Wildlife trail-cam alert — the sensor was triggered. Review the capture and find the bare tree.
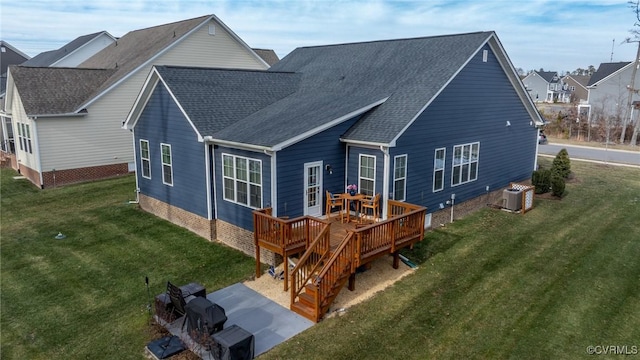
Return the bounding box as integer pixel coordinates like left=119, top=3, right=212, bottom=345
left=627, top=0, right=640, bottom=145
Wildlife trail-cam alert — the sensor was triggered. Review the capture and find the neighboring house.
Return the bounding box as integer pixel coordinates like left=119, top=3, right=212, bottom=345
left=252, top=48, right=279, bottom=66
left=584, top=62, right=639, bottom=121
left=0, top=41, right=30, bottom=155
left=124, top=31, right=543, bottom=258
left=1, top=33, right=114, bottom=158
left=522, top=70, right=569, bottom=103
left=4, top=15, right=269, bottom=188
left=21, top=31, right=116, bottom=68
left=562, top=74, right=591, bottom=103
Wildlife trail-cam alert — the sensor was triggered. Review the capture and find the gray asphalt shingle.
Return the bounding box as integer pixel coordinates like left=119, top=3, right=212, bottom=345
left=588, top=62, right=630, bottom=86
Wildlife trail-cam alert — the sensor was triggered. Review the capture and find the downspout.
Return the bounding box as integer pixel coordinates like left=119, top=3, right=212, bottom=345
left=129, top=129, right=140, bottom=204
left=205, top=142, right=212, bottom=220
left=29, top=117, right=44, bottom=188
left=265, top=149, right=276, bottom=217
left=534, top=127, right=540, bottom=170
left=380, top=145, right=390, bottom=220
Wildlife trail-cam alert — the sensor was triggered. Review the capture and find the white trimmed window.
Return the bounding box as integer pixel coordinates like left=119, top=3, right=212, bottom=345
left=433, top=148, right=446, bottom=192
left=452, top=142, right=479, bottom=186
left=222, top=153, right=262, bottom=208
left=359, top=154, right=375, bottom=196
left=393, top=155, right=407, bottom=201
left=140, top=140, right=151, bottom=179
left=161, top=143, right=173, bottom=186
left=17, top=123, right=32, bottom=154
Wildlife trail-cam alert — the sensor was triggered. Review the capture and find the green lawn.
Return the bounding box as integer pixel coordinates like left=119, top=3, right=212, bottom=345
left=2, top=159, right=639, bottom=359
left=0, top=171, right=254, bottom=359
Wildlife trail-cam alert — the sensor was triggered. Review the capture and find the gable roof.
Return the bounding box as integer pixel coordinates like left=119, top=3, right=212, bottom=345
left=252, top=49, right=279, bottom=66
left=536, top=71, right=560, bottom=83
left=150, top=65, right=300, bottom=139
left=128, top=31, right=541, bottom=149
left=218, top=31, right=498, bottom=147
left=8, top=65, right=115, bottom=116
left=21, top=31, right=113, bottom=67
left=563, top=74, right=591, bottom=89
left=588, top=62, right=631, bottom=86
left=1, top=41, right=30, bottom=75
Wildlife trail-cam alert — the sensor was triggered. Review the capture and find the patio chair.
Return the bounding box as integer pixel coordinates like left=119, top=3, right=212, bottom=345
left=167, top=281, right=194, bottom=330
left=325, top=191, right=345, bottom=222
left=360, top=193, right=380, bottom=223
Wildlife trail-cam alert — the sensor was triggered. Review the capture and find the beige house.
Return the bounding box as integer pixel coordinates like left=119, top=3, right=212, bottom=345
left=4, top=15, right=270, bottom=188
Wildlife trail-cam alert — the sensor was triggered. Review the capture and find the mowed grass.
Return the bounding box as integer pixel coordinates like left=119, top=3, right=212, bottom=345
left=2, top=159, right=639, bottom=359
left=0, top=170, right=254, bottom=359
left=263, top=158, right=640, bottom=359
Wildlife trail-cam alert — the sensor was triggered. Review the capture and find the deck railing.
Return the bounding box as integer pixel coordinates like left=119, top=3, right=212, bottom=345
left=290, top=223, right=332, bottom=310
left=253, top=208, right=328, bottom=290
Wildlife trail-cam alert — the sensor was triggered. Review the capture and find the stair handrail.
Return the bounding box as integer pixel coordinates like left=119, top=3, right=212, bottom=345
left=313, top=231, right=355, bottom=319
left=290, top=222, right=332, bottom=308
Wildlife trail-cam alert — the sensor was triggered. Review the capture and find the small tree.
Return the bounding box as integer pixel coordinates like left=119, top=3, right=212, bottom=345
left=552, top=148, right=571, bottom=179
left=532, top=168, right=551, bottom=194
left=551, top=174, right=566, bottom=197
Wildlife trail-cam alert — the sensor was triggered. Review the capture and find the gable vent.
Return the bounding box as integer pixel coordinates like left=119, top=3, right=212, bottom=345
left=482, top=50, right=488, bottom=62
left=209, top=24, right=216, bottom=35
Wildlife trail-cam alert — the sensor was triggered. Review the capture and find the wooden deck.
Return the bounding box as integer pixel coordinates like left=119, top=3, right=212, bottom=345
left=253, top=200, right=427, bottom=322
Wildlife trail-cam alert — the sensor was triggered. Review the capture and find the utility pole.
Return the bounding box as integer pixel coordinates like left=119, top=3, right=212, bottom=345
left=621, top=40, right=640, bottom=144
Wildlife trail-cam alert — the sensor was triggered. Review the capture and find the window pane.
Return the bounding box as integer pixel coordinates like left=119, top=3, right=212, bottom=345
left=236, top=158, right=247, bottom=181
left=223, top=155, right=233, bottom=177
left=163, top=164, right=172, bottom=184
left=141, top=142, right=149, bottom=159
left=470, top=162, right=478, bottom=181
left=249, top=160, right=261, bottom=184
left=463, top=145, right=470, bottom=162
left=360, top=179, right=374, bottom=196
left=471, top=143, right=479, bottom=161
left=250, top=184, right=261, bottom=208
left=224, top=178, right=234, bottom=200
left=394, top=179, right=405, bottom=200
left=462, top=164, right=469, bottom=182
left=452, top=166, right=460, bottom=185
left=162, top=145, right=171, bottom=164
left=453, top=146, right=462, bottom=165
left=434, top=170, right=443, bottom=191
left=142, top=159, right=150, bottom=178
left=237, top=182, right=248, bottom=204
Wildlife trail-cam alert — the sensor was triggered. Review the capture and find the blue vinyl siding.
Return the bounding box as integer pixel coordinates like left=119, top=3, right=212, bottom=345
left=134, top=84, right=208, bottom=218
left=214, top=146, right=271, bottom=230
left=392, top=44, right=537, bottom=213
left=276, top=115, right=361, bottom=218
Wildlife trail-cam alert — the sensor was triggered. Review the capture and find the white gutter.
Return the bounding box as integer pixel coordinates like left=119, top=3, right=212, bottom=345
left=380, top=145, right=390, bottom=220
left=340, top=138, right=390, bottom=149
left=30, top=112, right=88, bottom=119
left=204, top=136, right=272, bottom=152
left=206, top=143, right=213, bottom=220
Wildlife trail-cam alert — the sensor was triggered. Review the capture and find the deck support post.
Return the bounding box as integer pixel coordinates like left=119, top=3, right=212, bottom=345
left=255, top=243, right=261, bottom=278
left=348, top=273, right=356, bottom=291
left=392, top=251, right=400, bottom=269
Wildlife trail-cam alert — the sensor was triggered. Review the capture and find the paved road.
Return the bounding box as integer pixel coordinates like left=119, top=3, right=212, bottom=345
left=539, top=143, right=640, bottom=167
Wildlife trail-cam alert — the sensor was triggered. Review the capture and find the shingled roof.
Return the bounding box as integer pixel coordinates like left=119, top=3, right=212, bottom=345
left=154, top=66, right=299, bottom=136
left=588, top=62, right=631, bottom=86
left=22, top=31, right=111, bottom=67
left=8, top=66, right=115, bottom=115
left=210, top=31, right=495, bottom=147
left=535, top=71, right=560, bottom=83
left=252, top=49, right=280, bottom=66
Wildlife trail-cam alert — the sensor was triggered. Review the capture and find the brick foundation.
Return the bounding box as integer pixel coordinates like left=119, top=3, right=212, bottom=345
left=216, top=220, right=279, bottom=265
left=41, top=163, right=130, bottom=188
left=139, top=194, right=216, bottom=240
left=16, top=164, right=41, bottom=188
left=429, top=186, right=517, bottom=227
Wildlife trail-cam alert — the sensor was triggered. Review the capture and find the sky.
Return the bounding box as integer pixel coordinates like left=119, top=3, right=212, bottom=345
left=1, top=0, right=638, bottom=73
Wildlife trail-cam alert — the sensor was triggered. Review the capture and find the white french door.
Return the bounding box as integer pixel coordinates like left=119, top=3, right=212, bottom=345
left=303, top=161, right=323, bottom=216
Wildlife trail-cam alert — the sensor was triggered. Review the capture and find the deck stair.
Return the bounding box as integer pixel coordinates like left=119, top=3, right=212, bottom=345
left=254, top=200, right=427, bottom=323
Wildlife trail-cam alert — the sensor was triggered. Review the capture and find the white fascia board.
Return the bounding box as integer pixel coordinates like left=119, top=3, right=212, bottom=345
left=123, top=67, right=161, bottom=130
left=210, top=14, right=270, bottom=69
left=591, top=62, right=634, bottom=87
left=272, top=97, right=389, bottom=151
left=74, top=16, right=215, bottom=112
left=204, top=137, right=272, bottom=152
left=340, top=138, right=390, bottom=149
left=487, top=35, right=546, bottom=126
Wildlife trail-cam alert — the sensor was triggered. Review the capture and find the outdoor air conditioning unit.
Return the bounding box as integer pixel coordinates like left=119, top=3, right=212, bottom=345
left=503, top=188, right=523, bottom=211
